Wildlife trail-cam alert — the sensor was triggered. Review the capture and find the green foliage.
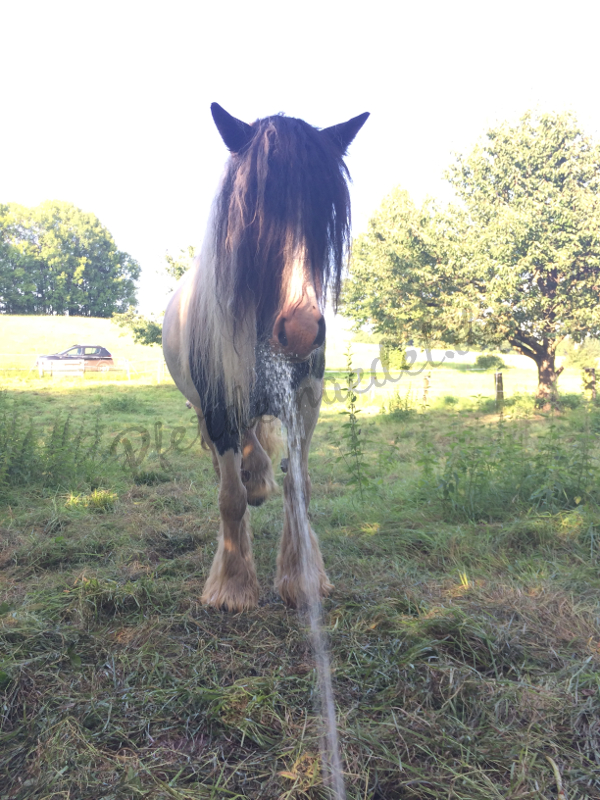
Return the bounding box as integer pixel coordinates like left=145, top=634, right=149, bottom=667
left=430, top=411, right=599, bottom=521
left=65, top=489, right=117, bottom=513
left=112, top=305, right=163, bottom=346
left=379, top=339, right=409, bottom=370
left=0, top=201, right=140, bottom=316
left=474, top=354, right=506, bottom=371
left=448, top=112, right=600, bottom=354
left=346, top=112, right=600, bottom=402
left=99, top=393, right=140, bottom=413
left=164, top=244, right=195, bottom=281
left=111, top=245, right=194, bottom=346
left=384, top=386, right=416, bottom=418
left=133, top=469, right=171, bottom=486
left=0, top=393, right=104, bottom=497
left=343, top=189, right=456, bottom=347
left=560, top=336, right=600, bottom=369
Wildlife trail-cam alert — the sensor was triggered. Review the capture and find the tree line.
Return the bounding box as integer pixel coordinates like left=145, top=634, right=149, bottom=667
left=0, top=201, right=139, bottom=317
left=7, top=112, right=597, bottom=407
left=344, top=111, right=600, bottom=403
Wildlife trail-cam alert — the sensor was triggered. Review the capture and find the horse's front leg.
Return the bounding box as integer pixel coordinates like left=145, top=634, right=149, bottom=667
left=275, top=381, right=333, bottom=607
left=201, top=447, right=259, bottom=612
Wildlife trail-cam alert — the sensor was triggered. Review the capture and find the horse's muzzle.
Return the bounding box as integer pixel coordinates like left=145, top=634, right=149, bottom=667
left=271, top=306, right=326, bottom=360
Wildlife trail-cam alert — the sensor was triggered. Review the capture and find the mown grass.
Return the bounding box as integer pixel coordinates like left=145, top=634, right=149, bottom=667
left=1, top=374, right=599, bottom=799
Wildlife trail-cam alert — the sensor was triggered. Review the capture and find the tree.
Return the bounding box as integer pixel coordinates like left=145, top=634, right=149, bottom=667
left=165, top=245, right=195, bottom=282
left=344, top=189, right=463, bottom=346
left=111, top=306, right=164, bottom=346
left=0, top=201, right=140, bottom=316
left=345, top=112, right=600, bottom=404
left=112, top=246, right=195, bottom=345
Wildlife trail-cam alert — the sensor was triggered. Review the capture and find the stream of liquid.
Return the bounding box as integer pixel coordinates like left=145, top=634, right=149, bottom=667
left=269, top=357, right=346, bottom=799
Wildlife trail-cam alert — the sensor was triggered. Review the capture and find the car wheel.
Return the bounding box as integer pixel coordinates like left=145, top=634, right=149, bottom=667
left=98, top=363, right=110, bottom=373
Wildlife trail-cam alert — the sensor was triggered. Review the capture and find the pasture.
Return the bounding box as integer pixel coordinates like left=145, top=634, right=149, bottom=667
left=1, top=321, right=599, bottom=799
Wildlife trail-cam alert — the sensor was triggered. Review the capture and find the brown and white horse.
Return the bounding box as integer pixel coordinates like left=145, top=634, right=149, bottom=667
left=163, top=103, right=368, bottom=611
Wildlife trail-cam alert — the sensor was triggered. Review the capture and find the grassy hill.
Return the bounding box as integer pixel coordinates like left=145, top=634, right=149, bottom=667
left=0, top=314, right=161, bottom=362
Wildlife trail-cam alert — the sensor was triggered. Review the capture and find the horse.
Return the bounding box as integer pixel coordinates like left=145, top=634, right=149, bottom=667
left=163, top=103, right=368, bottom=612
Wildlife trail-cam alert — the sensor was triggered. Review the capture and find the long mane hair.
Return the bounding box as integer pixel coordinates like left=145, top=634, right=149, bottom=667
left=186, top=113, right=354, bottom=421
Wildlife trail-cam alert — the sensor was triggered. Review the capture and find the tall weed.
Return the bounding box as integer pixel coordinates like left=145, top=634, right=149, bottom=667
left=336, top=347, right=374, bottom=501
left=0, top=392, right=105, bottom=496
left=385, top=386, right=417, bottom=419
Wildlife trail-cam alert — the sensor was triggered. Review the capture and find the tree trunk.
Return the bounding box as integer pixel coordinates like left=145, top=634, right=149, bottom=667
left=511, top=336, right=564, bottom=409
left=533, top=352, right=563, bottom=408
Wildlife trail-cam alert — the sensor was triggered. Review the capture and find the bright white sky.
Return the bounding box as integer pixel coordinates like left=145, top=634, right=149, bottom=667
left=2, top=0, right=600, bottom=314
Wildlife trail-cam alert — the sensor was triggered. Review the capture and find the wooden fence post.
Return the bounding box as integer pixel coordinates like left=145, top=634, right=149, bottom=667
left=495, top=371, right=504, bottom=411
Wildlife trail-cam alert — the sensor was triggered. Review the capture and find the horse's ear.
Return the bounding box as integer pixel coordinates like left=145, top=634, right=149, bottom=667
left=211, top=102, right=254, bottom=153
left=322, top=112, right=370, bottom=154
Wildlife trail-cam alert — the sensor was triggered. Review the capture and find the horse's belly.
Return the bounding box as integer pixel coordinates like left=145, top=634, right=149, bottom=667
left=162, top=282, right=204, bottom=409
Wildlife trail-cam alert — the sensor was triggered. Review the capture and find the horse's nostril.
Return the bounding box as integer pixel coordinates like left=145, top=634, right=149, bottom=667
left=314, top=316, right=326, bottom=347
left=278, top=327, right=288, bottom=347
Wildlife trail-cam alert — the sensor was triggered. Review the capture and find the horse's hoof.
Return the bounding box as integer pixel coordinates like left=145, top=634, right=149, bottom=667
left=201, top=584, right=259, bottom=612
left=243, top=473, right=278, bottom=507
left=275, top=574, right=333, bottom=608
left=247, top=495, right=266, bottom=508
left=201, top=549, right=260, bottom=611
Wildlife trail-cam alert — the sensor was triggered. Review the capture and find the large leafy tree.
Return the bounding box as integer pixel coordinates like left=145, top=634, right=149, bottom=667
left=0, top=201, right=140, bottom=316
left=344, top=190, right=468, bottom=347
left=345, top=112, right=600, bottom=403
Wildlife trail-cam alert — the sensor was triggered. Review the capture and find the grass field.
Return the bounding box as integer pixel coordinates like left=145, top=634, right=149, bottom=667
left=0, top=315, right=162, bottom=362
left=0, top=315, right=163, bottom=380
left=1, top=317, right=599, bottom=799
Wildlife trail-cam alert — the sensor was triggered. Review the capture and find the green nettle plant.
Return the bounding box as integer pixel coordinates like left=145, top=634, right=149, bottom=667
left=430, top=408, right=600, bottom=521
left=0, top=393, right=105, bottom=497
left=385, top=386, right=416, bottom=418
left=336, top=347, right=373, bottom=501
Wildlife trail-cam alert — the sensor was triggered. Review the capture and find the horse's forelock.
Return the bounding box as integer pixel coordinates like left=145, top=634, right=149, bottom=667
left=213, top=114, right=351, bottom=329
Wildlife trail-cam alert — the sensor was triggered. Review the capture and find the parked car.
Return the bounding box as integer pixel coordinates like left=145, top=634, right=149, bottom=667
left=37, top=345, right=114, bottom=374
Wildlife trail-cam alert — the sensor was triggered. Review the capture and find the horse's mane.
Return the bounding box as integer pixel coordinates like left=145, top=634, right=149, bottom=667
left=187, top=113, right=353, bottom=424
